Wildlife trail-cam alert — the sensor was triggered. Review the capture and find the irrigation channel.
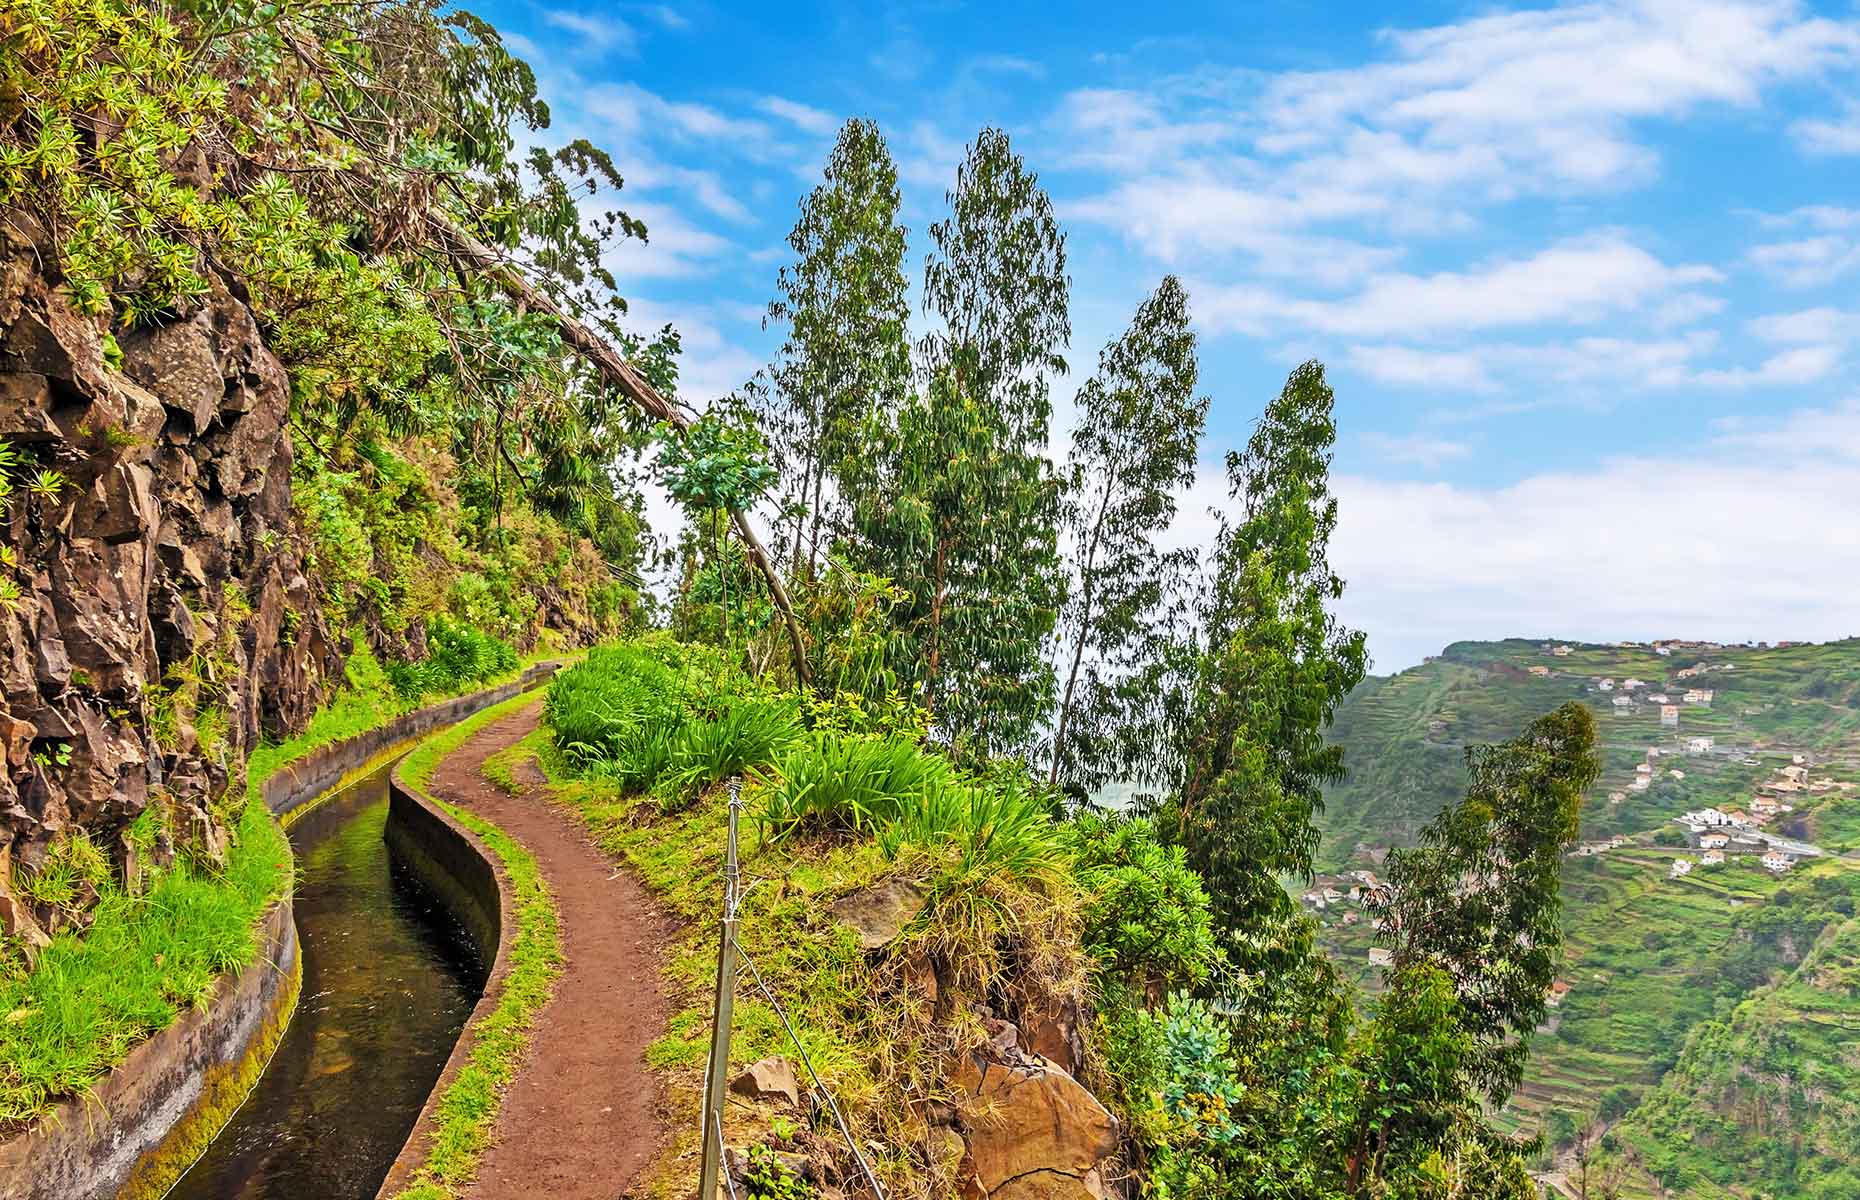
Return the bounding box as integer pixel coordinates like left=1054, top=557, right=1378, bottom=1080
left=170, top=760, right=483, bottom=1199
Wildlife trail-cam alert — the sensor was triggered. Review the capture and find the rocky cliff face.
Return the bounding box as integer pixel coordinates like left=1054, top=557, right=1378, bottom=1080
left=0, top=232, right=342, bottom=950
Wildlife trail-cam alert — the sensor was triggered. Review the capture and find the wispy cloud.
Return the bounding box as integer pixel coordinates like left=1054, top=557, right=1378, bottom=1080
left=1195, top=234, right=1719, bottom=340
left=544, top=9, right=636, bottom=52
left=757, top=96, right=839, bottom=137
left=1361, top=431, right=1476, bottom=468
left=1791, top=103, right=1860, bottom=154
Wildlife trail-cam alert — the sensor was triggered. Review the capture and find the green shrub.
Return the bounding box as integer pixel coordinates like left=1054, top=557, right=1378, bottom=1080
left=755, top=732, right=951, bottom=841
left=1066, top=813, right=1220, bottom=995
left=546, top=641, right=688, bottom=768
left=658, top=698, right=804, bottom=807
left=1095, top=991, right=1246, bottom=1199
left=387, top=614, right=517, bottom=702
left=880, top=771, right=1068, bottom=891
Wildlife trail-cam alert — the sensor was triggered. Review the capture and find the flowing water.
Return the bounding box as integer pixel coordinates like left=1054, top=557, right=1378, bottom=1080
left=169, top=763, right=483, bottom=1199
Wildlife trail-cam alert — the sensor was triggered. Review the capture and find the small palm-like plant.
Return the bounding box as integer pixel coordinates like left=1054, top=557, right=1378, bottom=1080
left=0, top=578, right=22, bottom=617
left=27, top=469, right=65, bottom=502
left=0, top=544, right=17, bottom=570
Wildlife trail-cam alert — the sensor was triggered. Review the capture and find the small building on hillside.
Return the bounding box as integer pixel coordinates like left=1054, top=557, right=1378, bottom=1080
left=1623, top=679, right=1646, bottom=690
left=1782, top=765, right=1810, bottom=785
left=1723, top=809, right=1754, bottom=827
left=1685, top=688, right=1715, bottom=704
left=1700, top=833, right=1729, bottom=849
left=1657, top=646, right=1673, bottom=656
left=1671, top=859, right=1694, bottom=878
left=1608, top=791, right=1627, bottom=804
left=1368, top=947, right=1394, bottom=967
left=1553, top=645, right=1573, bottom=657
left=1598, top=678, right=1615, bottom=691
left=1701, top=849, right=1726, bottom=866
left=1762, top=851, right=1793, bottom=873
left=1649, top=692, right=1670, bottom=703
left=1688, top=737, right=1715, bottom=753
left=1613, top=696, right=1636, bottom=709
left=1529, top=664, right=1551, bottom=677
left=1662, top=704, right=1680, bottom=726
left=1546, top=980, right=1572, bottom=1007
left=1670, top=769, right=1686, bottom=780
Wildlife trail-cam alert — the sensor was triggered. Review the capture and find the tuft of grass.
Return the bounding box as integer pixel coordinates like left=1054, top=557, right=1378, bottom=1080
left=655, top=698, right=803, bottom=809
left=754, top=732, right=951, bottom=841
left=390, top=691, right=563, bottom=1200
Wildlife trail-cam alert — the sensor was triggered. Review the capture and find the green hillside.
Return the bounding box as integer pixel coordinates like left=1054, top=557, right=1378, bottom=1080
left=1312, top=636, right=1860, bottom=1197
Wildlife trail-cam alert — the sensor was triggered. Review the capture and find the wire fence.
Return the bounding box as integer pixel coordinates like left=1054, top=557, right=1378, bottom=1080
left=697, top=779, right=888, bottom=1200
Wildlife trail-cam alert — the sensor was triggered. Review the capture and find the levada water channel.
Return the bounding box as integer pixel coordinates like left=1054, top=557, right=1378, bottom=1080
left=170, top=761, right=482, bottom=1199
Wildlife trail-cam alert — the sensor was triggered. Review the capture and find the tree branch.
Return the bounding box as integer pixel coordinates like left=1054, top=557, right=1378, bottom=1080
left=424, top=212, right=810, bottom=684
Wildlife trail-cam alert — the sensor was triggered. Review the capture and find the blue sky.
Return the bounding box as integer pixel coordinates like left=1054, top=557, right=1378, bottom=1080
left=478, top=0, right=1860, bottom=671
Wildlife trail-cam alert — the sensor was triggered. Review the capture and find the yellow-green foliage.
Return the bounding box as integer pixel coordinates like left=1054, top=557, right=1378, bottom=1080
left=293, top=433, right=633, bottom=650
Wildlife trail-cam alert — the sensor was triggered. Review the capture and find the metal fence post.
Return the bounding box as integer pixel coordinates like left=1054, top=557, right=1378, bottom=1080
left=697, top=779, right=743, bottom=1199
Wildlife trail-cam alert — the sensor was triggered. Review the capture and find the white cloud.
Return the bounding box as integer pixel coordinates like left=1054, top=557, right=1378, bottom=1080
left=1791, top=104, right=1860, bottom=154
left=543, top=10, right=636, bottom=52
left=1747, top=306, right=1860, bottom=345
left=1747, top=235, right=1860, bottom=287
left=1263, top=1, right=1859, bottom=185
left=757, top=96, right=839, bottom=137
left=1064, top=3, right=1859, bottom=292
left=1155, top=399, right=1860, bottom=671
left=639, top=4, right=688, bottom=31
left=1347, top=345, right=1497, bottom=392
left=583, top=82, right=777, bottom=149
left=1197, top=233, right=1719, bottom=339
left=1361, top=432, right=1476, bottom=468
left=1691, top=344, right=1841, bottom=388
left=603, top=201, right=734, bottom=279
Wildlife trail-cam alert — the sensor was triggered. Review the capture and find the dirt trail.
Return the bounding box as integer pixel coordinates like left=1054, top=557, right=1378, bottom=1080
left=427, top=702, right=675, bottom=1199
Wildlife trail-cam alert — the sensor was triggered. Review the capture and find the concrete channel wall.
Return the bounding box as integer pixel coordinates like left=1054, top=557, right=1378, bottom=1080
left=0, top=662, right=561, bottom=1200
left=375, top=757, right=521, bottom=1197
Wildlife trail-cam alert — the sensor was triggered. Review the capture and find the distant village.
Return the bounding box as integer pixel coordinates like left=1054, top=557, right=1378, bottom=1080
left=1310, top=638, right=1852, bottom=999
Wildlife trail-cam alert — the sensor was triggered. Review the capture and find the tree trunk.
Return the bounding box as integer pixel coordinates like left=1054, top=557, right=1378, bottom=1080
left=1049, top=478, right=1116, bottom=785
left=926, top=528, right=950, bottom=716
left=429, top=214, right=809, bottom=684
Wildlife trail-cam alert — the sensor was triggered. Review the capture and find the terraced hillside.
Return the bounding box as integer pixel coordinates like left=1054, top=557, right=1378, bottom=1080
left=1311, top=637, right=1860, bottom=1197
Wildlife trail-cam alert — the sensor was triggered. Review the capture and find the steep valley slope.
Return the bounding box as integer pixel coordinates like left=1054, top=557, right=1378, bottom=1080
left=1313, top=637, right=1860, bottom=1199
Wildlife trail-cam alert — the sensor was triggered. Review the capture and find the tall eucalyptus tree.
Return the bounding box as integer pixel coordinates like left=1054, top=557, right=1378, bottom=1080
left=763, top=119, right=912, bottom=581
left=853, top=127, right=1070, bottom=757
left=1049, top=276, right=1207, bottom=792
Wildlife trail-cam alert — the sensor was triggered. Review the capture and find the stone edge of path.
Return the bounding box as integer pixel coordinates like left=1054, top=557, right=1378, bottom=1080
left=0, top=661, right=563, bottom=1200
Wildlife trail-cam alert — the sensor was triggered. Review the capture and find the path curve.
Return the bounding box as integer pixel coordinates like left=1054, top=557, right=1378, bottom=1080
left=427, top=702, right=675, bottom=1199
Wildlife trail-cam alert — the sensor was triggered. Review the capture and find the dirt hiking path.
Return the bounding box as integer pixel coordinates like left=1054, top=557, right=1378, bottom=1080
left=428, top=702, right=675, bottom=1199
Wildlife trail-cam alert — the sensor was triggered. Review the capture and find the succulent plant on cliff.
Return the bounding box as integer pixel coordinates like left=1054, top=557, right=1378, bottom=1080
left=24, top=469, right=62, bottom=503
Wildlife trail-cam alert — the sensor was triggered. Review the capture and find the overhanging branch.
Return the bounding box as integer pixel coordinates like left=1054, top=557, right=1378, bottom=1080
left=427, top=213, right=810, bottom=684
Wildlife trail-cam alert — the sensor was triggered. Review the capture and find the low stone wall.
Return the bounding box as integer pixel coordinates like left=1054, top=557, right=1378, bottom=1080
left=0, top=662, right=561, bottom=1200
left=373, top=735, right=522, bottom=1197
